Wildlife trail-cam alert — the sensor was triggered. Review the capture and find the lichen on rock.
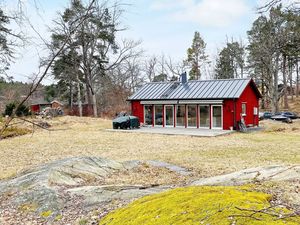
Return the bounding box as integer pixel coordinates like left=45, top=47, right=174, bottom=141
left=99, top=186, right=300, bottom=225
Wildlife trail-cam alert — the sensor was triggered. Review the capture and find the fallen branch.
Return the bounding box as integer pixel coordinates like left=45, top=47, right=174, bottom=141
left=229, top=205, right=300, bottom=221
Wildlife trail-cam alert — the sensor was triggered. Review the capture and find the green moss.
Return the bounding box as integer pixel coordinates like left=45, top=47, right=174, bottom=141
left=79, top=218, right=88, bottom=225
left=55, top=214, right=63, bottom=221
left=99, top=186, right=300, bottom=225
left=18, top=203, right=38, bottom=213
left=40, top=210, right=52, bottom=218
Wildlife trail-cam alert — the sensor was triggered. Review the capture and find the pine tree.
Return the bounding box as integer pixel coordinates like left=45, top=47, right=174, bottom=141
left=186, top=32, right=208, bottom=80
left=215, top=41, right=245, bottom=79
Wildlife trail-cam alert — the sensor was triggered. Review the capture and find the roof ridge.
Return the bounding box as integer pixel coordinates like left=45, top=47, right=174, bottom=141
left=146, top=78, right=250, bottom=85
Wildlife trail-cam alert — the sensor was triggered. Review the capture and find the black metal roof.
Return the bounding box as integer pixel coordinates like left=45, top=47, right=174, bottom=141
left=128, top=78, right=260, bottom=100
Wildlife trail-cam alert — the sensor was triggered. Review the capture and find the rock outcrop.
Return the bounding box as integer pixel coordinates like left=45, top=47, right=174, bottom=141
left=191, top=165, right=300, bottom=186
left=0, top=157, right=189, bottom=224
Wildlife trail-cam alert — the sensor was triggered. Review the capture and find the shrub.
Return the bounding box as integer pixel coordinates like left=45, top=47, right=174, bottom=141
left=3, top=102, right=15, bottom=116
left=3, top=102, right=30, bottom=117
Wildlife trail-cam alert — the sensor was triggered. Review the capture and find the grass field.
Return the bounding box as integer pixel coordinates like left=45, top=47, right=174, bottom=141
left=0, top=116, right=299, bottom=180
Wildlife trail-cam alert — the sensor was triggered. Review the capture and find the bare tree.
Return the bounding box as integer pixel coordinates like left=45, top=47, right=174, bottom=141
left=0, top=0, right=97, bottom=139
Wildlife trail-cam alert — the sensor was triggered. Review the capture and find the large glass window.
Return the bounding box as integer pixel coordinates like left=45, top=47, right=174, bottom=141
left=212, top=106, right=222, bottom=128
left=144, top=105, right=153, bottom=125
left=165, top=105, right=174, bottom=126
left=199, top=105, right=210, bottom=128
left=187, top=105, right=197, bottom=127
left=176, top=105, right=185, bottom=127
left=154, top=105, right=163, bottom=126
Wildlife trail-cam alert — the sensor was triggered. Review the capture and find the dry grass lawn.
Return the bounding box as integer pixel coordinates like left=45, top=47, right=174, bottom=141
left=0, top=116, right=300, bottom=180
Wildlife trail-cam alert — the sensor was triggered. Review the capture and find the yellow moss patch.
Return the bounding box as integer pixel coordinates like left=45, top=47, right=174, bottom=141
left=54, top=214, right=63, bottom=221
left=99, top=186, right=300, bottom=225
left=40, top=210, right=52, bottom=218
left=18, top=203, right=38, bottom=213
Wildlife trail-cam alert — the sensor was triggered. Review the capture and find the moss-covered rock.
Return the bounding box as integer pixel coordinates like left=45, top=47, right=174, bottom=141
left=99, top=186, right=300, bottom=225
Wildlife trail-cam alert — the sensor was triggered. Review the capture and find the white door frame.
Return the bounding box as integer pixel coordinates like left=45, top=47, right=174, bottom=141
left=175, top=105, right=185, bottom=128
left=211, top=105, right=223, bottom=129
left=144, top=105, right=153, bottom=127
left=154, top=105, right=163, bottom=127
left=187, top=105, right=197, bottom=128
left=199, top=105, right=210, bottom=129
left=164, top=105, right=174, bottom=127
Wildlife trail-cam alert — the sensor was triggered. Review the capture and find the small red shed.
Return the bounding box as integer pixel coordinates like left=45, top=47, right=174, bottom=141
left=128, top=76, right=261, bottom=130
left=30, top=99, right=51, bottom=114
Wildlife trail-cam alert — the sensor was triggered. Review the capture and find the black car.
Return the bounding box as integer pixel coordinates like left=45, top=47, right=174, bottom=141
left=112, top=116, right=140, bottom=129
left=280, top=112, right=299, bottom=119
left=259, top=112, right=273, bottom=120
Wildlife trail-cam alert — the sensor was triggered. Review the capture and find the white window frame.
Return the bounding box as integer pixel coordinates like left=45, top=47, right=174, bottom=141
left=211, top=105, right=223, bottom=130
left=199, top=105, right=210, bottom=129
left=242, top=103, right=247, bottom=116
left=154, top=105, right=163, bottom=127
left=253, top=107, right=258, bottom=116
left=187, top=105, right=197, bottom=128
left=175, top=105, right=185, bottom=128
left=164, top=105, right=174, bottom=127
left=144, top=105, right=153, bottom=126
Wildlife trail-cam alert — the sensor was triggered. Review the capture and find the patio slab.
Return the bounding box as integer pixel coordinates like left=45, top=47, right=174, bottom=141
left=107, top=127, right=234, bottom=137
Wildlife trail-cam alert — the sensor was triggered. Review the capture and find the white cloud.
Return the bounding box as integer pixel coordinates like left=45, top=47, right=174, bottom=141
left=150, top=0, right=193, bottom=11
left=151, top=0, right=251, bottom=28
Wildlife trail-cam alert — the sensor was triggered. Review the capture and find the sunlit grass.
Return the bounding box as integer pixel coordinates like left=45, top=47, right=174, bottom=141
left=0, top=116, right=299, bottom=180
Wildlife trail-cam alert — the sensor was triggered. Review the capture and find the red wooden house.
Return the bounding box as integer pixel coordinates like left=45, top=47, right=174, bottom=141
left=128, top=75, right=261, bottom=130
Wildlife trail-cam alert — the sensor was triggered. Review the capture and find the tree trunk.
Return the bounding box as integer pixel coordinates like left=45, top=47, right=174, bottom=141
left=271, top=54, right=280, bottom=113
left=92, top=92, right=97, bottom=117
left=84, top=74, right=92, bottom=106
left=288, top=58, right=293, bottom=100
left=282, top=55, right=288, bottom=109
left=296, top=59, right=299, bottom=98
left=261, top=79, right=266, bottom=109
left=70, top=82, right=73, bottom=111
left=77, top=74, right=82, bottom=117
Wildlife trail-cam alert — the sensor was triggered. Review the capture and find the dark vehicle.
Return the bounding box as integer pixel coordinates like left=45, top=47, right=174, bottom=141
left=259, top=112, right=273, bottom=120
left=112, top=116, right=140, bottom=129
left=270, top=114, right=292, bottom=123
left=280, top=112, right=299, bottom=119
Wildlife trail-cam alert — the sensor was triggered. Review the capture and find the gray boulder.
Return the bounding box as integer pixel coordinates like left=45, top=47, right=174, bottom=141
left=191, top=165, right=300, bottom=186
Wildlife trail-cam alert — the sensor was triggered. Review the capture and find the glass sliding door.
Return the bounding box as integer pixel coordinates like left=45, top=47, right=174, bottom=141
left=187, top=105, right=197, bottom=127
left=212, top=105, right=222, bottom=129
left=199, top=105, right=210, bottom=128
left=165, top=105, right=174, bottom=127
left=176, top=105, right=185, bottom=127
left=144, top=105, right=153, bottom=126
left=154, top=105, right=163, bottom=126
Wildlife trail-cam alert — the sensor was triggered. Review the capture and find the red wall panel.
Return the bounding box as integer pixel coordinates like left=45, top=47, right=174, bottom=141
left=236, top=82, right=259, bottom=127
left=223, top=100, right=235, bottom=130
left=131, top=101, right=144, bottom=123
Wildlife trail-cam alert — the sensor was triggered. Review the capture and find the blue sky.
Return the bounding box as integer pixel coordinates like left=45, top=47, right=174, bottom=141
left=6, top=0, right=269, bottom=82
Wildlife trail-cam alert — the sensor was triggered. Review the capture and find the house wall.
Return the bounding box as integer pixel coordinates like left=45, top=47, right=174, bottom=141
left=223, top=100, right=235, bottom=130
left=52, top=102, right=63, bottom=109
left=131, top=101, right=144, bottom=123
left=31, top=105, right=40, bottom=113
left=236, top=83, right=259, bottom=127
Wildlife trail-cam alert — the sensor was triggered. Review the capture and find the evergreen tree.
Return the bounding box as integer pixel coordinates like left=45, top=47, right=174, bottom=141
left=215, top=41, right=245, bottom=79
left=0, top=9, right=13, bottom=77
left=186, top=31, right=208, bottom=80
